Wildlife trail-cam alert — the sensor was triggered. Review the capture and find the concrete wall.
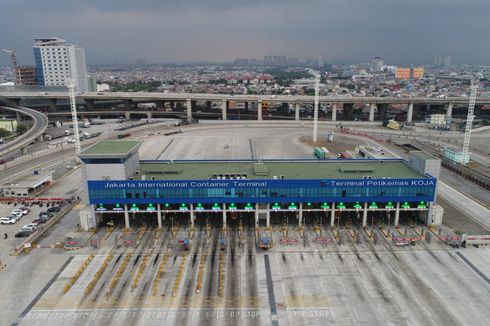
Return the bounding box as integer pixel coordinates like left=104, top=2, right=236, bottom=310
left=125, top=152, right=140, bottom=179
left=84, top=163, right=127, bottom=181
left=408, top=152, right=441, bottom=179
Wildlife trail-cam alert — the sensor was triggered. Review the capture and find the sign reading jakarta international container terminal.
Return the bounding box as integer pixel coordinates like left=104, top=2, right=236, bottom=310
left=93, top=178, right=435, bottom=190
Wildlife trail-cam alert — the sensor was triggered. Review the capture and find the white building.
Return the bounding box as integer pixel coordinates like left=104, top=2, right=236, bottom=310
left=33, top=37, right=88, bottom=92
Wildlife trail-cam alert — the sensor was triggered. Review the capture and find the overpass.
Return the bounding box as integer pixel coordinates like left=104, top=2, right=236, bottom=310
left=0, top=106, right=48, bottom=157
left=1, top=90, right=489, bottom=123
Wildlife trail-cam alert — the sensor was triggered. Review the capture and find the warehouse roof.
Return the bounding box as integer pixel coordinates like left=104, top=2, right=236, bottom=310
left=137, top=159, right=427, bottom=180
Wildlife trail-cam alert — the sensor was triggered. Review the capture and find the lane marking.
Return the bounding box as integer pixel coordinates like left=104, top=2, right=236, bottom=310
left=12, top=255, right=74, bottom=326
left=455, top=252, right=490, bottom=285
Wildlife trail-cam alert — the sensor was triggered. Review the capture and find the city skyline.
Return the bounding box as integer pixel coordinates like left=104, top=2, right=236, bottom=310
left=0, top=0, right=490, bottom=66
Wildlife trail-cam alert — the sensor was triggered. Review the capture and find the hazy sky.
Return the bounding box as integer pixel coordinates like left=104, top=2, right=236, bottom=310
left=0, top=0, right=489, bottom=65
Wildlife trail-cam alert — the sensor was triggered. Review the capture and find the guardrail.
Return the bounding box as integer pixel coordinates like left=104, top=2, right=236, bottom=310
left=0, top=120, right=182, bottom=173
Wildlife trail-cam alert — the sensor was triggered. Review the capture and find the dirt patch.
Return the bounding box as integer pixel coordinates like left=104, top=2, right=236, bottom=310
left=299, top=134, right=368, bottom=155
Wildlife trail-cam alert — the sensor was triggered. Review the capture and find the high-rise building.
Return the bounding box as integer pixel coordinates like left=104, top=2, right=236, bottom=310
left=412, top=67, right=424, bottom=79
left=371, top=57, right=384, bottom=71
left=33, top=37, right=88, bottom=92
left=264, top=56, right=273, bottom=66
left=15, top=66, right=36, bottom=85
left=443, top=56, right=451, bottom=66
left=395, top=67, right=411, bottom=80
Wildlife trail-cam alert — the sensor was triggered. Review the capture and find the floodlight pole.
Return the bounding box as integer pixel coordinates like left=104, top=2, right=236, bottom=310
left=67, top=79, right=81, bottom=156
left=312, top=72, right=320, bottom=143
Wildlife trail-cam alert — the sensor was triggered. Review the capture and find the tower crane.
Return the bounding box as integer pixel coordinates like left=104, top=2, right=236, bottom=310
left=1, top=49, right=18, bottom=85
left=461, top=80, right=479, bottom=164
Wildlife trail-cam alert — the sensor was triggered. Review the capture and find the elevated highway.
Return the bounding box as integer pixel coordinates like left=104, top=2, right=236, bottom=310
left=0, top=106, right=48, bottom=157
left=1, top=90, right=489, bottom=123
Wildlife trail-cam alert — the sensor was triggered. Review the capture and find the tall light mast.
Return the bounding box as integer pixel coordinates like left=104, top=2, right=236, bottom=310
left=2, top=49, right=18, bottom=85
left=461, top=80, right=478, bottom=164
left=312, top=72, right=320, bottom=143
left=67, top=79, right=81, bottom=155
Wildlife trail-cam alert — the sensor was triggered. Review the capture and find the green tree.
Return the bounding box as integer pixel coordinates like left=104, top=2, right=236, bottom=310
left=16, top=124, right=28, bottom=134
left=0, top=128, right=11, bottom=138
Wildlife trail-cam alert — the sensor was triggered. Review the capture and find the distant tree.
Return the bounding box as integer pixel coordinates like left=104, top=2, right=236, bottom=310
left=0, top=128, right=11, bottom=138
left=16, top=124, right=28, bottom=134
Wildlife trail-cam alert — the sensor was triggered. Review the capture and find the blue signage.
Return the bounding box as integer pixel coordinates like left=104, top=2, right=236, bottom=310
left=87, top=177, right=436, bottom=205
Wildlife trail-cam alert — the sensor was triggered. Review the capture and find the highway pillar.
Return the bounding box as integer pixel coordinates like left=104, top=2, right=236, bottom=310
left=20, top=147, right=27, bottom=155
left=295, top=103, right=300, bottom=121
left=123, top=99, right=134, bottom=109
left=330, top=202, right=336, bottom=227
left=156, top=100, right=164, bottom=110
left=186, top=98, right=192, bottom=120
left=146, top=112, right=152, bottom=119
left=332, top=103, right=337, bottom=121
left=343, top=103, right=353, bottom=120
left=48, top=99, right=57, bottom=112
left=258, top=101, right=263, bottom=120
left=124, top=204, right=130, bottom=229
left=222, top=204, right=227, bottom=228
left=190, top=204, right=195, bottom=228
left=369, top=103, right=376, bottom=122
left=446, top=102, right=453, bottom=120
left=266, top=204, right=270, bottom=227
left=221, top=99, right=227, bottom=120
left=157, top=204, right=162, bottom=229
left=85, top=99, right=95, bottom=111
left=378, top=103, right=388, bottom=120
left=255, top=203, right=259, bottom=227
left=407, top=103, right=414, bottom=123
left=394, top=202, right=400, bottom=227
left=125, top=112, right=131, bottom=120
left=362, top=202, right=368, bottom=227
left=16, top=111, right=22, bottom=122
left=298, top=203, right=303, bottom=226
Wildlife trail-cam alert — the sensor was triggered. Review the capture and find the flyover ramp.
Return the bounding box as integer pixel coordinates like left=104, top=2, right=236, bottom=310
left=0, top=106, right=49, bottom=157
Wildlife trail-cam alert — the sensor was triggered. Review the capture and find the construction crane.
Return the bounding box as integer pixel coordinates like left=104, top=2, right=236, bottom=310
left=461, top=80, right=479, bottom=164
left=1, top=49, right=18, bottom=85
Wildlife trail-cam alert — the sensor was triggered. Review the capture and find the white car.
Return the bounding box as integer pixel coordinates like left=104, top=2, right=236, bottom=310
left=21, top=223, right=39, bottom=232
left=12, top=208, right=29, bottom=216
left=10, top=211, right=23, bottom=219
left=0, top=217, right=16, bottom=224
left=8, top=213, right=22, bottom=221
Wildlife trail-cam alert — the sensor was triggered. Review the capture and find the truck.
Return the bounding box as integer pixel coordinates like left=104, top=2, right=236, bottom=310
left=461, top=234, right=490, bottom=248
left=314, top=147, right=333, bottom=159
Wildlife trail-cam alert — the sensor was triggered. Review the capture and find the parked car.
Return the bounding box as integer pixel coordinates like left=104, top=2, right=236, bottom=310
left=12, top=208, right=30, bottom=216
left=0, top=217, right=17, bottom=224
left=32, top=217, right=48, bottom=225
left=21, top=223, right=39, bottom=232
left=7, top=214, right=22, bottom=221
left=19, top=207, right=31, bottom=215
left=10, top=211, right=23, bottom=219
left=15, top=230, right=32, bottom=238
left=38, top=212, right=54, bottom=219
left=47, top=206, right=61, bottom=213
